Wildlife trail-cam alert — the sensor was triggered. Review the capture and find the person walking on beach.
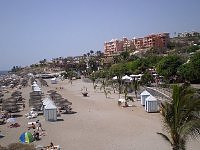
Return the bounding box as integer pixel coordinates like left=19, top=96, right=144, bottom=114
left=36, top=120, right=44, bottom=131
left=23, top=102, right=25, bottom=110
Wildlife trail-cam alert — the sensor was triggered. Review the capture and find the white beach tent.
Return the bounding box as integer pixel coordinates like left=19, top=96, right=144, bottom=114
left=130, top=74, right=143, bottom=81
left=112, top=76, right=118, bottom=80
left=44, top=102, right=57, bottom=121
left=51, top=78, right=58, bottom=84
left=122, top=75, right=132, bottom=82
left=42, top=97, right=54, bottom=106
left=33, top=86, right=42, bottom=94
left=145, top=95, right=159, bottom=113
left=32, top=82, right=38, bottom=90
left=122, top=75, right=132, bottom=80
left=140, top=90, right=151, bottom=106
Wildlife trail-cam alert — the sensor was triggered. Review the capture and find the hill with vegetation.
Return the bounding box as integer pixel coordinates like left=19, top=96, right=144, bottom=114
left=10, top=35, right=200, bottom=84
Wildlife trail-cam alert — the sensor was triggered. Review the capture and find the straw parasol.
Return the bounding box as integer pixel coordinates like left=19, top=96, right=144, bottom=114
left=47, top=90, right=57, bottom=93
left=11, top=91, right=22, bottom=97
left=2, top=102, right=19, bottom=113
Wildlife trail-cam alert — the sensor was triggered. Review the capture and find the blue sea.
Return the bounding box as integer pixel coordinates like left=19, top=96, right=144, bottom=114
left=0, top=71, right=9, bottom=76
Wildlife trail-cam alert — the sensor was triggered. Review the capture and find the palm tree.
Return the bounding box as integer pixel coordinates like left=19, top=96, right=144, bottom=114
left=131, top=79, right=140, bottom=99
left=67, top=70, right=75, bottom=84
left=96, top=50, right=103, bottom=57
left=158, top=84, right=200, bottom=150
left=87, top=52, right=90, bottom=57
left=89, top=72, right=97, bottom=89
left=99, top=79, right=111, bottom=98
left=90, top=50, right=94, bottom=55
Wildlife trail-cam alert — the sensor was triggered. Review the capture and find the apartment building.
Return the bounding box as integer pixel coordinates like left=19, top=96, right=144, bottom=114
left=104, top=33, right=170, bottom=56
left=104, top=39, right=124, bottom=56
left=122, top=37, right=135, bottom=51
left=134, top=33, right=170, bottom=49
left=104, top=38, right=135, bottom=56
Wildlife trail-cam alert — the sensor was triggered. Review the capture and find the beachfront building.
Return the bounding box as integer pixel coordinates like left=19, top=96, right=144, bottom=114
left=122, top=37, right=135, bottom=51
left=133, top=33, right=170, bottom=49
left=104, top=33, right=170, bottom=56
left=104, top=38, right=136, bottom=56
left=104, top=39, right=124, bottom=56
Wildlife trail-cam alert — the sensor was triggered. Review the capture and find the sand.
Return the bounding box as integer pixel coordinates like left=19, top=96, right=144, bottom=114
left=0, top=79, right=199, bottom=150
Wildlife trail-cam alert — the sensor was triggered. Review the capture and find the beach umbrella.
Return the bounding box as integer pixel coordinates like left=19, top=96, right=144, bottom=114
left=2, top=105, right=19, bottom=113
left=11, top=91, right=22, bottom=97
left=47, top=90, right=57, bottom=93
left=6, top=117, right=16, bottom=123
left=19, top=132, right=34, bottom=143
left=112, top=76, right=118, bottom=80
left=122, top=75, right=132, bottom=80
left=4, top=97, right=17, bottom=103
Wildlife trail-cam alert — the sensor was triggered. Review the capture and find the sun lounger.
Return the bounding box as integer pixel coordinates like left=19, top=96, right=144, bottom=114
left=28, top=121, right=36, bottom=125
left=26, top=114, right=37, bottom=119
left=7, top=123, right=20, bottom=128
left=118, top=98, right=125, bottom=103
left=36, top=145, right=60, bottom=150
left=26, top=111, right=38, bottom=119
left=46, top=145, right=60, bottom=150
left=54, top=145, right=61, bottom=150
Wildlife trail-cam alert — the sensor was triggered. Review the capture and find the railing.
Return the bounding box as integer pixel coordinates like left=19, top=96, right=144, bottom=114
left=145, top=86, right=172, bottom=102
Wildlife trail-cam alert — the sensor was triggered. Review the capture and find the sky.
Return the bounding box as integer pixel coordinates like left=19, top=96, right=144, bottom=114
left=0, top=0, right=200, bottom=70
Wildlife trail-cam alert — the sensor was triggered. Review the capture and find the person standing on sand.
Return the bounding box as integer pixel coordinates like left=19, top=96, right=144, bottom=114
left=23, top=102, right=25, bottom=110
left=36, top=120, right=44, bottom=131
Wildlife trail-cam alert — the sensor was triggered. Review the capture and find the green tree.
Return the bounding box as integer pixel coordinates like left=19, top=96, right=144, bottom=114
left=11, top=66, right=22, bottom=73
left=178, top=52, right=200, bottom=83
left=186, top=45, right=200, bottom=53
left=89, top=72, right=97, bottom=89
left=99, top=79, right=111, bottom=98
left=158, top=84, right=200, bottom=150
left=66, top=70, right=76, bottom=84
left=109, top=64, right=127, bottom=95
left=144, top=55, right=163, bottom=68
left=131, top=79, right=140, bottom=98
left=77, top=59, right=87, bottom=72
left=39, top=59, right=47, bottom=66
left=141, top=72, right=154, bottom=86
left=120, top=51, right=130, bottom=62
left=96, top=50, right=104, bottom=58
left=90, top=50, right=94, bottom=55
left=157, top=55, right=184, bottom=82
left=88, top=57, right=98, bottom=72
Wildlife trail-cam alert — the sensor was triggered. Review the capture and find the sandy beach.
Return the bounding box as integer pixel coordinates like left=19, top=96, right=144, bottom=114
left=0, top=79, right=199, bottom=150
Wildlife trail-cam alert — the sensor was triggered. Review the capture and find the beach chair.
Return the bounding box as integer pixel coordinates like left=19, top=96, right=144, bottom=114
left=35, top=145, right=44, bottom=150
left=8, top=123, right=20, bottom=128
left=39, top=145, right=60, bottom=150
left=54, top=145, right=61, bottom=150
